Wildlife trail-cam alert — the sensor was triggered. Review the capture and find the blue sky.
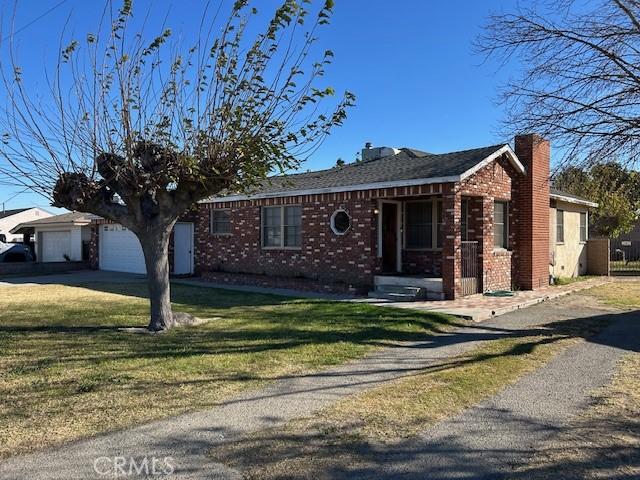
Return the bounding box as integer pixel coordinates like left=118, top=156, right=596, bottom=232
left=0, top=0, right=520, bottom=212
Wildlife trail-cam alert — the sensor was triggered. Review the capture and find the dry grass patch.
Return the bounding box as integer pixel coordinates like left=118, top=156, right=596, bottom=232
left=0, top=282, right=453, bottom=458
left=583, top=281, right=640, bottom=309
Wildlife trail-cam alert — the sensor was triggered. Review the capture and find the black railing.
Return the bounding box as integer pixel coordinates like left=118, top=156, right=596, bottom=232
left=461, top=241, right=480, bottom=296
left=610, top=239, right=640, bottom=274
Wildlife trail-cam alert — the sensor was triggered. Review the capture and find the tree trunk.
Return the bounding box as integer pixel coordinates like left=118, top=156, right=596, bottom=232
left=138, top=228, right=175, bottom=331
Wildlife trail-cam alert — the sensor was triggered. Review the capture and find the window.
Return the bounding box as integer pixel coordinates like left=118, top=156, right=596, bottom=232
left=436, top=200, right=443, bottom=248
left=331, top=209, right=351, bottom=235
left=461, top=199, right=469, bottom=241
left=405, top=200, right=442, bottom=249
left=556, top=209, right=565, bottom=244
left=580, top=211, right=587, bottom=242
left=210, top=209, right=231, bottom=235
left=263, top=205, right=302, bottom=248
left=494, top=201, right=509, bottom=249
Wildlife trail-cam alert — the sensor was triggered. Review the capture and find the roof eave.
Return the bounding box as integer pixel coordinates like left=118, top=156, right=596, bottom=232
left=201, top=175, right=462, bottom=203
left=550, top=193, right=598, bottom=208
left=9, top=219, right=91, bottom=234
left=458, top=144, right=525, bottom=181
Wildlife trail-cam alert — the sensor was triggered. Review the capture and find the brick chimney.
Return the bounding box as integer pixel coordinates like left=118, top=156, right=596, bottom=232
left=512, top=134, right=550, bottom=290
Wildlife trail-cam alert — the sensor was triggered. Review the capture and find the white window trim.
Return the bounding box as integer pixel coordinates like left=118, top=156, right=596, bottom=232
left=556, top=209, right=565, bottom=245
left=579, top=211, right=588, bottom=243
left=493, top=200, right=509, bottom=251
left=261, top=205, right=303, bottom=250
left=209, top=208, right=232, bottom=236
left=403, top=198, right=443, bottom=251
left=330, top=208, right=351, bottom=235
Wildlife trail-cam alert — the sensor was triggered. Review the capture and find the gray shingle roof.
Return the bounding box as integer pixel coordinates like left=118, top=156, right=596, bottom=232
left=20, top=211, right=94, bottom=226
left=209, top=144, right=510, bottom=200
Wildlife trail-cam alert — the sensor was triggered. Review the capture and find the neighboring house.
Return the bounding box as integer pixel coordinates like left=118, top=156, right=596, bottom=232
left=549, top=189, right=598, bottom=278
left=85, top=134, right=601, bottom=298
left=11, top=211, right=94, bottom=262
left=0, top=207, right=52, bottom=243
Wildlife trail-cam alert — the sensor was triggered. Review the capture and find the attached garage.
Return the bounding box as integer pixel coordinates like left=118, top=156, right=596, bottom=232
left=99, top=224, right=147, bottom=274
left=41, top=231, right=71, bottom=262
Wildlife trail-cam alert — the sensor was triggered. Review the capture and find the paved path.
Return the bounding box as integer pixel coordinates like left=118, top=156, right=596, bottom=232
left=345, top=311, right=640, bottom=479
left=0, top=297, right=637, bottom=479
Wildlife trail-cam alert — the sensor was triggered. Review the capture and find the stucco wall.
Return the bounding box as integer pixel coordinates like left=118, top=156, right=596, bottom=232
left=549, top=200, right=589, bottom=278
left=0, top=208, right=52, bottom=242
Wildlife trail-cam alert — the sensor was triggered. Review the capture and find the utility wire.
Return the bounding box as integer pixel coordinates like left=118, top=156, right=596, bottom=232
left=1, top=0, right=68, bottom=43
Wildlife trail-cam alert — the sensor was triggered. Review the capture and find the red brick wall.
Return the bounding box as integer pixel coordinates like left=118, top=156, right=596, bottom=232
left=513, top=134, right=551, bottom=290
left=197, top=154, right=524, bottom=299
left=196, top=196, right=379, bottom=289
left=438, top=155, right=520, bottom=298
left=403, top=250, right=442, bottom=276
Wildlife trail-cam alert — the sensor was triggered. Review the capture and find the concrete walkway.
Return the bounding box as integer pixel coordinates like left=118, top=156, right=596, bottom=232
left=178, top=276, right=613, bottom=321
left=0, top=296, right=636, bottom=479
left=362, top=277, right=613, bottom=321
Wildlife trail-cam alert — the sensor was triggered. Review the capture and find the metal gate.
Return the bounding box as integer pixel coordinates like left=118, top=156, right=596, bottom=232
left=610, top=239, right=640, bottom=274
left=461, top=241, right=480, bottom=296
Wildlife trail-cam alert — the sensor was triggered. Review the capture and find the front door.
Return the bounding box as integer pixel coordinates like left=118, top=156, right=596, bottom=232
left=174, top=223, right=194, bottom=275
left=382, top=203, right=398, bottom=272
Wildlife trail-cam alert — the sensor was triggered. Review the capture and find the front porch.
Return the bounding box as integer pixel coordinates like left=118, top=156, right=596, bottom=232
left=374, top=187, right=513, bottom=300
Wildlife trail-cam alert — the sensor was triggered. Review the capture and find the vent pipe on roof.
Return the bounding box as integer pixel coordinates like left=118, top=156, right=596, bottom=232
left=361, top=143, right=400, bottom=162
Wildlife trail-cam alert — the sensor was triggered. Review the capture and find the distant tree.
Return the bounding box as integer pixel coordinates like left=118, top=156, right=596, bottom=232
left=0, top=0, right=354, bottom=331
left=478, top=0, right=640, bottom=165
left=554, top=161, right=640, bottom=237
left=335, top=157, right=345, bottom=167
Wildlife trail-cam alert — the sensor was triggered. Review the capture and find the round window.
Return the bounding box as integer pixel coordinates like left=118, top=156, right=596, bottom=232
left=331, top=209, right=351, bottom=235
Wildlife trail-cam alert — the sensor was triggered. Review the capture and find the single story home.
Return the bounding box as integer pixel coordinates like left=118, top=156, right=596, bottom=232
left=0, top=207, right=52, bottom=243
left=11, top=211, right=94, bottom=262
left=84, top=134, right=602, bottom=299
left=192, top=134, right=601, bottom=299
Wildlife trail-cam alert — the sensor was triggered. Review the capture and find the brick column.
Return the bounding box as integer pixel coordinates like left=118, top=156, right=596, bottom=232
left=442, top=183, right=461, bottom=299
left=513, top=134, right=550, bottom=290
left=478, top=196, right=494, bottom=292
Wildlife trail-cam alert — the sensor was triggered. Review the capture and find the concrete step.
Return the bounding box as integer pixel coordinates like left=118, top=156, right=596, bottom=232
left=368, top=291, right=420, bottom=302
left=375, top=285, right=423, bottom=296
left=368, top=289, right=446, bottom=302
left=374, top=275, right=443, bottom=292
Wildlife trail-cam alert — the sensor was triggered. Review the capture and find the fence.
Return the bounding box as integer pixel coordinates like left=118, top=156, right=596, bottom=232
left=461, top=241, right=480, bottom=296
left=610, top=239, right=640, bottom=274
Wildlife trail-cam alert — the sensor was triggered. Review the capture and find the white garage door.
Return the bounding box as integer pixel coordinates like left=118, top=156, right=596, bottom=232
left=42, top=231, right=71, bottom=262
left=99, top=224, right=147, bottom=274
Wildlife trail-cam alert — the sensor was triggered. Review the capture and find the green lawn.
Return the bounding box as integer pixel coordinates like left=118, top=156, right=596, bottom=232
left=0, top=281, right=455, bottom=458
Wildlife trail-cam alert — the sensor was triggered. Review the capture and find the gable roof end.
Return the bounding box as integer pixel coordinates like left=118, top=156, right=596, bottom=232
left=459, top=144, right=525, bottom=180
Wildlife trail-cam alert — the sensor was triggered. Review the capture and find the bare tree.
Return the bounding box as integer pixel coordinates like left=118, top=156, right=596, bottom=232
left=477, top=0, right=640, bottom=165
left=0, top=0, right=354, bottom=331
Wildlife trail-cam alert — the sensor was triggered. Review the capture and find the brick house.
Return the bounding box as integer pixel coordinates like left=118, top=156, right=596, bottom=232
left=196, top=134, right=567, bottom=300
left=87, top=133, right=600, bottom=298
